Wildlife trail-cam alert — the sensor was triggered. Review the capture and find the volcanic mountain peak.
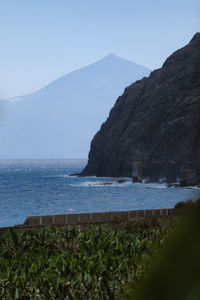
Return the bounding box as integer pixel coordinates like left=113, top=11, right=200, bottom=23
left=0, top=54, right=151, bottom=159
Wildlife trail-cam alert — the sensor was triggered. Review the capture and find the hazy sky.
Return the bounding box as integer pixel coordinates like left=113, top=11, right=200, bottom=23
left=0, top=0, right=199, bottom=98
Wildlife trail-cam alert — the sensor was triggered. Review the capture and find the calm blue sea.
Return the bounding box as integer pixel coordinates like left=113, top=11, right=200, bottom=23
left=0, top=159, right=199, bottom=227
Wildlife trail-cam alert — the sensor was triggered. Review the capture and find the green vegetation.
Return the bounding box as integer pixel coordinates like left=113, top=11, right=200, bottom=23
left=1, top=199, right=200, bottom=300
left=0, top=221, right=169, bottom=299
left=128, top=199, right=200, bottom=300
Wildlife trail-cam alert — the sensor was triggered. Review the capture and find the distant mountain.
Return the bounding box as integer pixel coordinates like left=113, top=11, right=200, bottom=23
left=81, top=33, right=200, bottom=179
left=0, top=54, right=150, bottom=159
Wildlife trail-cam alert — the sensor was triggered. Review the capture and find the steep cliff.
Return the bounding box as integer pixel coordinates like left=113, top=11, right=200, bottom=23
left=82, top=33, right=200, bottom=178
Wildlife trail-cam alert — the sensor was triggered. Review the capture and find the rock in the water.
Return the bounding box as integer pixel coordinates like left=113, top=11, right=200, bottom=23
left=116, top=179, right=127, bottom=184
left=82, top=33, right=200, bottom=182
left=69, top=173, right=80, bottom=177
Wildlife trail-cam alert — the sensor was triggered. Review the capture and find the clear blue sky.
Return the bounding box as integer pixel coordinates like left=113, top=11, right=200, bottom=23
left=0, top=0, right=199, bottom=98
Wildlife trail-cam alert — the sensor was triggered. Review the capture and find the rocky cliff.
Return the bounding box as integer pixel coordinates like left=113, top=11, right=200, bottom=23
left=81, top=33, right=200, bottom=179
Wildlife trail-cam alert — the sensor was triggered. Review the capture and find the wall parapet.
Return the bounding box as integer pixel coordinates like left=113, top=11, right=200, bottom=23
left=24, top=208, right=174, bottom=227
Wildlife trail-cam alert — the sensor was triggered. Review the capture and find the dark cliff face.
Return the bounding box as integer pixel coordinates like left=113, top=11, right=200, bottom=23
left=82, top=33, right=200, bottom=178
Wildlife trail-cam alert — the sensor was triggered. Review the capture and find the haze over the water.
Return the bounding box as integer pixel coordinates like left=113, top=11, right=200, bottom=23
left=0, top=0, right=199, bottom=99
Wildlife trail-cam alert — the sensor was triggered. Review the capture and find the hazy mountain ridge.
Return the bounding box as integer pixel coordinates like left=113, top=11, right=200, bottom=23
left=0, top=54, right=151, bottom=159
left=81, top=33, right=200, bottom=178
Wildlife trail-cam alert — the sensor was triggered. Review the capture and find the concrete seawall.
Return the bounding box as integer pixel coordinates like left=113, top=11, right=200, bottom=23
left=24, top=208, right=174, bottom=226
left=0, top=208, right=174, bottom=234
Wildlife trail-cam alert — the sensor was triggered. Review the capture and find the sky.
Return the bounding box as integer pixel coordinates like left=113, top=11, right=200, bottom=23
left=0, top=0, right=199, bottom=98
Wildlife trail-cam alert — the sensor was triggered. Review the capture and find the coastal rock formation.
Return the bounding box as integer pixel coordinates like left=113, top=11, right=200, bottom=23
left=82, top=33, right=200, bottom=180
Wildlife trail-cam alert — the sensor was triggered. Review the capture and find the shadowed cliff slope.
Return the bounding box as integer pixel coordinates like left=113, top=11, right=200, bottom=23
left=82, top=33, right=200, bottom=178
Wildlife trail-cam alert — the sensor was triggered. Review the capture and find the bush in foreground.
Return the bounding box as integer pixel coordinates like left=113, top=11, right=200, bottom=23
left=128, top=198, right=200, bottom=300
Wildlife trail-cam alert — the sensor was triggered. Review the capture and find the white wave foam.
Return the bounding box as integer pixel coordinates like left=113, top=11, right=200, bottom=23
left=187, top=186, right=200, bottom=189
left=71, top=180, right=132, bottom=187
left=138, top=183, right=168, bottom=189
left=67, top=208, right=74, bottom=212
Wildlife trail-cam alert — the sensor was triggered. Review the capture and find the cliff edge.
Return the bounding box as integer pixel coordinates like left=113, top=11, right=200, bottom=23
left=81, top=33, right=200, bottom=179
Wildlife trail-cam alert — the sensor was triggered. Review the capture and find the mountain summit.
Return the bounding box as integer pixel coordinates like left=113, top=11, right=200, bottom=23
left=0, top=55, right=150, bottom=159
left=81, top=33, right=200, bottom=178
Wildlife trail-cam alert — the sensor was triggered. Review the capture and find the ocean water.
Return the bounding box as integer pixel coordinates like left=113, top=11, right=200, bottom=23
left=0, top=159, right=199, bottom=227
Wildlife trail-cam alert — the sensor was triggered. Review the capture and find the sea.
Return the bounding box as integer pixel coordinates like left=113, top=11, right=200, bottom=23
left=0, top=159, right=199, bottom=227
